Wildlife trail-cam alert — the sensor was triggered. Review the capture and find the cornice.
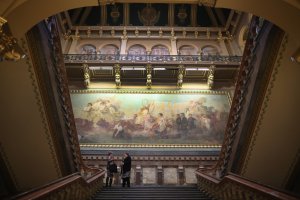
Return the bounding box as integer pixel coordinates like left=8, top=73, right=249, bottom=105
left=70, top=89, right=229, bottom=96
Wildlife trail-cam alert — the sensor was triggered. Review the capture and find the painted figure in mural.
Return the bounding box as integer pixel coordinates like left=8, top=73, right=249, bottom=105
left=180, top=113, right=188, bottom=137
left=121, top=153, right=131, bottom=187
left=106, top=152, right=117, bottom=187
left=154, top=113, right=167, bottom=138
left=113, top=121, right=124, bottom=138
left=176, top=114, right=181, bottom=132
left=187, top=114, right=196, bottom=131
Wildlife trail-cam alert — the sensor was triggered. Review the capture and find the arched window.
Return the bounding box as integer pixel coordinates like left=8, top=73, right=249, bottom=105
left=100, top=45, right=119, bottom=55
left=80, top=44, right=96, bottom=54
left=151, top=45, right=170, bottom=55
left=128, top=45, right=147, bottom=55
left=179, top=45, right=197, bottom=55
left=201, top=45, right=219, bottom=56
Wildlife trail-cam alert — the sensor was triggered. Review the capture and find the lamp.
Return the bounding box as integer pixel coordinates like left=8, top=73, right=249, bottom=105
left=0, top=17, right=26, bottom=61
left=291, top=48, right=300, bottom=64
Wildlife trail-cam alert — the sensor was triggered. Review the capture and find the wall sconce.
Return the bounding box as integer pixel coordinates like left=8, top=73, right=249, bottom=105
left=0, top=17, right=26, bottom=61
left=291, top=48, right=300, bottom=64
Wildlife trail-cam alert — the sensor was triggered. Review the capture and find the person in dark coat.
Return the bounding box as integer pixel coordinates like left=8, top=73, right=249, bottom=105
left=105, top=152, right=116, bottom=187
left=121, top=152, right=131, bottom=187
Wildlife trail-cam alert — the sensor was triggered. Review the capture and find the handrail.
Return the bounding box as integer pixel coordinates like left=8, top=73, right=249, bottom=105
left=195, top=170, right=300, bottom=200
left=64, top=54, right=242, bottom=64
left=10, top=170, right=105, bottom=200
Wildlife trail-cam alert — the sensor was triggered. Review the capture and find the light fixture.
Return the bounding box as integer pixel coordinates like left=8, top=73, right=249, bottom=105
left=0, top=17, right=26, bottom=61
left=122, top=67, right=145, bottom=70
left=291, top=48, right=300, bottom=64
left=185, top=68, right=209, bottom=71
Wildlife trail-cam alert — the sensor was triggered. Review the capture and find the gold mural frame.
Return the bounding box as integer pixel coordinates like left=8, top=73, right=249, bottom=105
left=71, top=89, right=232, bottom=148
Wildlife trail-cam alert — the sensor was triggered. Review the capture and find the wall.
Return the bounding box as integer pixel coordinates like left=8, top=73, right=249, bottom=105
left=83, top=154, right=218, bottom=185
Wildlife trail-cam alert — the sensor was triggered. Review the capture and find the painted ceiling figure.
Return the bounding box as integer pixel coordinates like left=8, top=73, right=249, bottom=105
left=138, top=4, right=160, bottom=26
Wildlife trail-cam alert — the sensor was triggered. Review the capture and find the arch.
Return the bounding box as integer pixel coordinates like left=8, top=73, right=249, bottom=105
left=127, top=44, right=147, bottom=55
left=99, top=44, right=119, bottom=55
left=201, top=45, right=219, bottom=56
left=79, top=44, right=96, bottom=54
left=151, top=45, right=170, bottom=55
left=4, top=0, right=300, bottom=46
left=178, top=45, right=198, bottom=55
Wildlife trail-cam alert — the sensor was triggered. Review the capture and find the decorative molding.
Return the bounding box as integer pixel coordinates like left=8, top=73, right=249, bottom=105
left=70, top=89, right=230, bottom=96
left=212, top=17, right=263, bottom=177
left=21, top=37, right=62, bottom=177
left=241, top=34, right=288, bottom=175
left=45, top=18, right=84, bottom=172
left=80, top=143, right=221, bottom=148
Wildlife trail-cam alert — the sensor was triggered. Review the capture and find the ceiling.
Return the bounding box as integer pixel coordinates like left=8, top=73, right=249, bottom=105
left=66, top=3, right=231, bottom=27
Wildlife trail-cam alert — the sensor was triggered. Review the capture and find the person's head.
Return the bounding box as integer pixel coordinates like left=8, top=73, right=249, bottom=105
left=124, top=152, right=129, bottom=158
left=107, top=152, right=112, bottom=158
left=181, top=113, right=185, bottom=117
left=159, top=113, right=163, bottom=117
left=189, top=114, right=192, bottom=117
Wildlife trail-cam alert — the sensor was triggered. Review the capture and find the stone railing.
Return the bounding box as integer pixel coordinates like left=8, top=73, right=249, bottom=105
left=11, top=170, right=105, bottom=200
left=195, top=170, right=299, bottom=200
left=64, top=54, right=242, bottom=65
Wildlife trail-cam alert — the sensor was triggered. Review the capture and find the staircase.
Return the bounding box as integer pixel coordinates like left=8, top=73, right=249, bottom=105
left=93, top=185, right=212, bottom=200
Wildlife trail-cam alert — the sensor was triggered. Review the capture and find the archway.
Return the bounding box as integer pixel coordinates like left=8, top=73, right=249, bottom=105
left=3, top=0, right=300, bottom=45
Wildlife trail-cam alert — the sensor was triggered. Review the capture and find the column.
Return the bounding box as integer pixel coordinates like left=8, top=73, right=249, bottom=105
left=135, top=165, right=142, bottom=185
left=170, top=38, right=178, bottom=55
left=68, top=36, right=79, bottom=54
left=168, top=4, right=174, bottom=26
left=157, top=166, right=163, bottom=185
left=178, top=166, right=185, bottom=185
left=120, top=38, right=128, bottom=54
left=101, top=5, right=107, bottom=26
left=124, top=3, right=130, bottom=26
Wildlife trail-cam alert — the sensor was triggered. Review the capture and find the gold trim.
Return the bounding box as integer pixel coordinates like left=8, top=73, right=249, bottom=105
left=80, top=143, right=221, bottom=148
left=71, top=89, right=232, bottom=111
left=70, top=89, right=229, bottom=95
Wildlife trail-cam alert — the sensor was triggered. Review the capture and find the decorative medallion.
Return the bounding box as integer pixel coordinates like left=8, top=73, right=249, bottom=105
left=110, top=5, right=120, bottom=24
left=138, top=4, right=160, bottom=26
left=177, top=5, right=188, bottom=25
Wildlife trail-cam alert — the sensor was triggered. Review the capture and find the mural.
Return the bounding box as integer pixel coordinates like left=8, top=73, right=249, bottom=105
left=71, top=91, right=230, bottom=145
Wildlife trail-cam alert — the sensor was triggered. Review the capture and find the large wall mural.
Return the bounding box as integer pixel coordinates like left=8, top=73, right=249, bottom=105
left=71, top=91, right=231, bottom=146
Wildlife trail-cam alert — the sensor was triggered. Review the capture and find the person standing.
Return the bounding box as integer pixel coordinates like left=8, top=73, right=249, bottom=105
left=105, top=152, right=116, bottom=187
left=121, top=153, right=131, bottom=187
left=176, top=114, right=181, bottom=132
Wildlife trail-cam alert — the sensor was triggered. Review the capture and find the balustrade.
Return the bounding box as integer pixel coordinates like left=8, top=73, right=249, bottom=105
left=195, top=171, right=299, bottom=200
left=64, top=54, right=242, bottom=64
